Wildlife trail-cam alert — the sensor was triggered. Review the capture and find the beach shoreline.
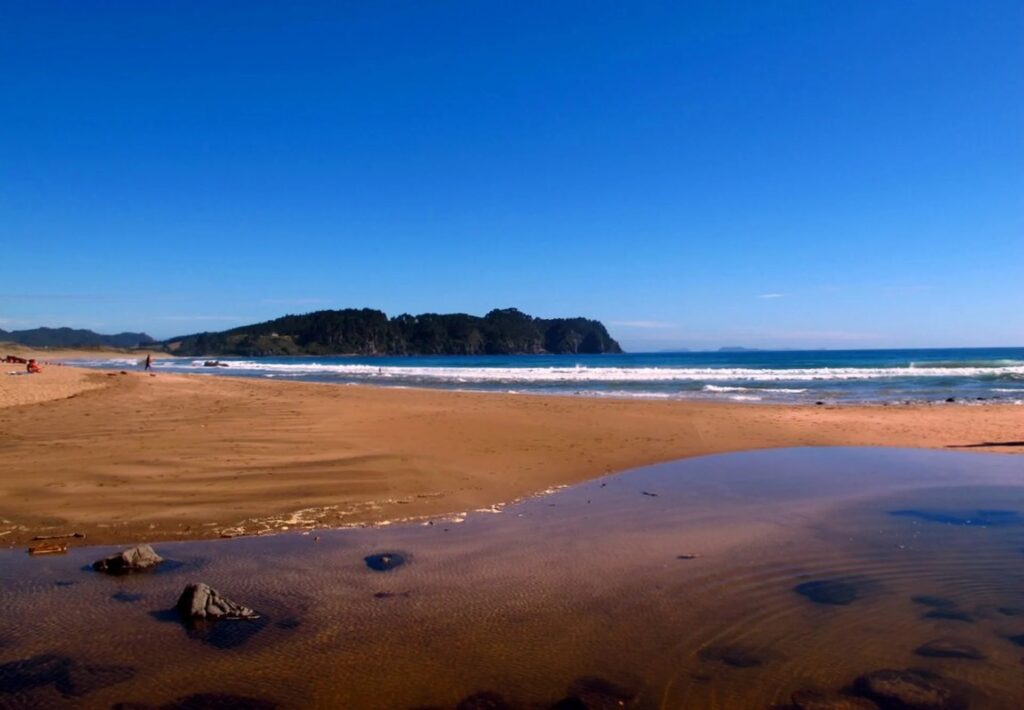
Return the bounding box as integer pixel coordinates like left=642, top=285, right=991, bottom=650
left=1, top=362, right=1022, bottom=549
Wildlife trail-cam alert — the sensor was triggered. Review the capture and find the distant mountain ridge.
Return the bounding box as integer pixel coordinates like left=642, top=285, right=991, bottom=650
left=165, top=308, right=623, bottom=356
left=0, top=327, right=155, bottom=349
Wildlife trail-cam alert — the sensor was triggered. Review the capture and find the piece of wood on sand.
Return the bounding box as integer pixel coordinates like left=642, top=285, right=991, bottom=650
left=28, top=541, right=69, bottom=555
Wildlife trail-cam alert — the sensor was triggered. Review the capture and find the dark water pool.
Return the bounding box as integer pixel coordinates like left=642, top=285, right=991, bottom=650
left=1, top=448, right=1023, bottom=709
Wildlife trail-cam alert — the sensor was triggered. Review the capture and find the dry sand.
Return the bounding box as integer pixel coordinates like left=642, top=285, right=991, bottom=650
left=1, top=361, right=1021, bottom=547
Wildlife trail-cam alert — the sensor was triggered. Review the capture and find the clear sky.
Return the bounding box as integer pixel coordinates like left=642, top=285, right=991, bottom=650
left=2, top=1, right=1021, bottom=350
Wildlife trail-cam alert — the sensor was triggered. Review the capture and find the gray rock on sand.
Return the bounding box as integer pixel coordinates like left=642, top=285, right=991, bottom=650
left=792, top=689, right=879, bottom=710
left=175, top=582, right=259, bottom=620
left=853, top=669, right=956, bottom=709
left=92, top=545, right=164, bottom=574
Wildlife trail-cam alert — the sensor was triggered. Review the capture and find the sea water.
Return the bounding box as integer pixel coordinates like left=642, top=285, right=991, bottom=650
left=71, top=347, right=1024, bottom=404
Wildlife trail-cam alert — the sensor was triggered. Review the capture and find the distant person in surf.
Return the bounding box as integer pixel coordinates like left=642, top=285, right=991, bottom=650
left=144, top=354, right=152, bottom=371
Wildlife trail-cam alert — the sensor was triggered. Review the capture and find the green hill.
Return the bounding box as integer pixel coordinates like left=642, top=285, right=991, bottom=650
left=0, top=327, right=154, bottom=349
left=165, top=308, right=622, bottom=356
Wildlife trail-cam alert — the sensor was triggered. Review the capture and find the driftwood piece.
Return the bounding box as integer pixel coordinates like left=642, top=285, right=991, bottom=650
left=32, top=532, right=86, bottom=541
left=28, top=541, right=69, bottom=555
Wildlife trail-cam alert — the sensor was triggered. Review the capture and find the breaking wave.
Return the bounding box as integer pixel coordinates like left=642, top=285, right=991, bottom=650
left=154, top=360, right=1024, bottom=384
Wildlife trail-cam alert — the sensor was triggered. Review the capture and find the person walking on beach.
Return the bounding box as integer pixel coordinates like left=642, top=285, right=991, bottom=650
left=144, top=354, right=152, bottom=371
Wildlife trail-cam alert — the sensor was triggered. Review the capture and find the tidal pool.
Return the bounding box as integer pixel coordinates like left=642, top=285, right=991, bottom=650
left=1, top=448, right=1023, bottom=709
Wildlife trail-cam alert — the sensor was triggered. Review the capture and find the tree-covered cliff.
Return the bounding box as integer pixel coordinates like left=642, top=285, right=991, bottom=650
left=164, top=308, right=623, bottom=356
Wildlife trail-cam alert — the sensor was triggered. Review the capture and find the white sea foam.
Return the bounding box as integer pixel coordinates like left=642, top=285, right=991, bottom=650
left=136, top=359, right=1024, bottom=384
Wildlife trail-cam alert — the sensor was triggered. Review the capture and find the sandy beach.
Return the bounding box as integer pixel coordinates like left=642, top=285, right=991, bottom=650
left=0, top=359, right=1020, bottom=548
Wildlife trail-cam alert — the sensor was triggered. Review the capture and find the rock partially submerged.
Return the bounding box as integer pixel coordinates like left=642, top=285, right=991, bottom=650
left=93, top=545, right=164, bottom=574
left=914, top=639, right=986, bottom=660
left=0, top=653, right=134, bottom=698
left=853, top=669, right=959, bottom=710
left=175, top=583, right=258, bottom=621
left=364, top=551, right=406, bottom=571
left=791, top=689, right=879, bottom=710
left=455, top=691, right=513, bottom=710
left=561, top=676, right=635, bottom=709
left=794, top=578, right=862, bottom=606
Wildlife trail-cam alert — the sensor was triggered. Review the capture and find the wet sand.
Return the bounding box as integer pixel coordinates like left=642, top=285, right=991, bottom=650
left=2, top=448, right=1023, bottom=709
left=1, top=363, right=1022, bottom=546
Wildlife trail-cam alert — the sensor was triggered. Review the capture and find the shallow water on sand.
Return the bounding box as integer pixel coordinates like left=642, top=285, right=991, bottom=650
left=1, top=448, right=1023, bottom=709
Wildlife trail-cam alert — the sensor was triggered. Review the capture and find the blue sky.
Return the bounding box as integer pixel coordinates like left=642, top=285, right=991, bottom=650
left=2, top=1, right=1021, bottom=350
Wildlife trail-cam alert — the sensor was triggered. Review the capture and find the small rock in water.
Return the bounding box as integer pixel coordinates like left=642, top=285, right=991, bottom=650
left=112, top=693, right=278, bottom=709
left=92, top=545, right=164, bottom=574
left=111, top=591, right=144, bottom=603
left=791, top=689, right=880, bottom=710
left=175, top=582, right=259, bottom=620
left=455, top=691, right=513, bottom=710
left=914, top=638, right=986, bottom=660
left=853, top=669, right=957, bottom=710
left=364, top=551, right=406, bottom=571
left=794, top=579, right=862, bottom=606
left=911, top=595, right=957, bottom=609
left=556, top=676, right=635, bottom=709
left=0, top=654, right=134, bottom=698
left=923, top=608, right=974, bottom=623
left=698, top=645, right=764, bottom=668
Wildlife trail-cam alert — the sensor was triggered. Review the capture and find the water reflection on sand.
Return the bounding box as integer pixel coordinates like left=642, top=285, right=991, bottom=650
left=1, top=448, right=1023, bottom=709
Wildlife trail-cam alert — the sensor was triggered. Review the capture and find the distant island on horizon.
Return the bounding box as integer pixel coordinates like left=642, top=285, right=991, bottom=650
left=0, top=326, right=155, bottom=350
left=164, top=308, right=623, bottom=357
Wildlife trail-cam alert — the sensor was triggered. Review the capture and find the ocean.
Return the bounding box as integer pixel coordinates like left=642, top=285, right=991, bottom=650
left=70, top=347, right=1024, bottom=404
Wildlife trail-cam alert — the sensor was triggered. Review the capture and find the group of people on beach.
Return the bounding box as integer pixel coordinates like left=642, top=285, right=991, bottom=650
left=3, top=355, right=42, bottom=374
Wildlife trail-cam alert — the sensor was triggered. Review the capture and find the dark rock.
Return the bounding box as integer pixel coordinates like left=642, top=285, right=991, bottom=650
left=792, top=689, right=880, bottom=710
left=549, top=699, right=588, bottom=710
left=945, top=398, right=955, bottom=403
left=853, top=669, right=958, bottom=709
left=364, top=551, right=406, bottom=571
left=0, top=654, right=134, bottom=698
left=1007, top=634, right=1024, bottom=647
left=795, top=579, right=861, bottom=606
left=93, top=544, right=164, bottom=574
left=697, top=645, right=764, bottom=668
left=0, top=654, right=71, bottom=694
left=923, top=609, right=974, bottom=623
left=373, top=590, right=411, bottom=599
left=60, top=662, right=136, bottom=697
left=914, top=639, right=986, bottom=660
left=997, top=607, right=1023, bottom=617
left=561, top=676, right=635, bottom=709
left=175, top=582, right=258, bottom=620
left=911, top=596, right=956, bottom=609
left=166, top=693, right=276, bottom=709
left=112, top=591, right=145, bottom=603
left=456, top=691, right=514, bottom=710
